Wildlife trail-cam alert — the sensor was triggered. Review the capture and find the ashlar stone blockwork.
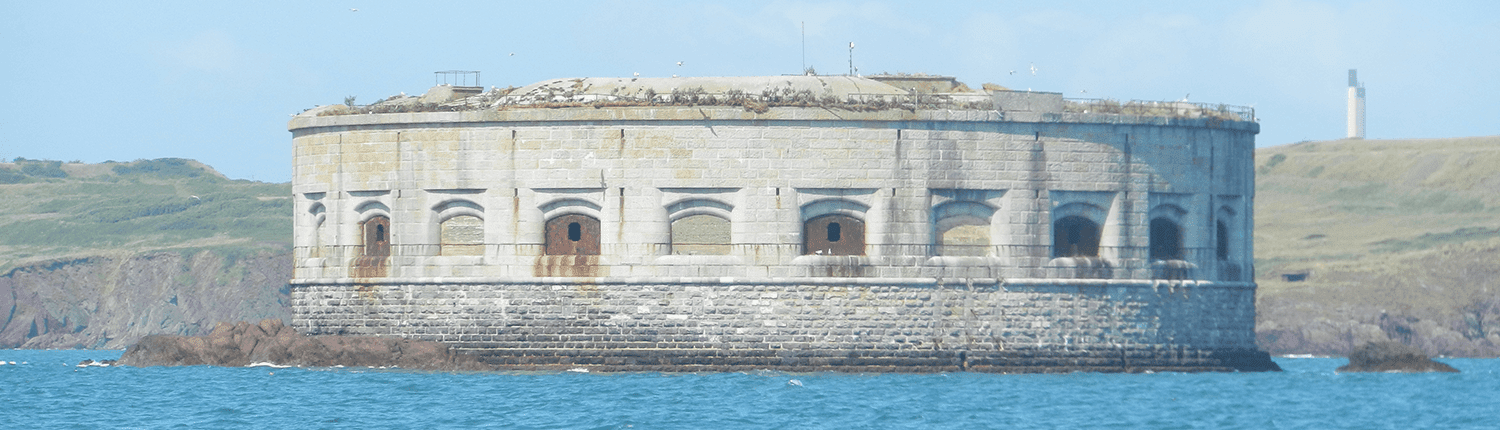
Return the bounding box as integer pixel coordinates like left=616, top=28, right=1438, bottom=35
left=288, top=75, right=1272, bottom=372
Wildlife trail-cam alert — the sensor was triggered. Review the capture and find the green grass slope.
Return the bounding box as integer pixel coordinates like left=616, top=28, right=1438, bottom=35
left=0, top=158, right=291, bottom=272
left=1254, top=136, right=1500, bottom=356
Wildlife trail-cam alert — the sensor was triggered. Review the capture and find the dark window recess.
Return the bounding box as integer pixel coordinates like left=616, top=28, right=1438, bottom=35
left=545, top=214, right=600, bottom=255
left=1216, top=220, right=1230, bottom=260
left=804, top=214, right=864, bottom=255
left=361, top=216, right=391, bottom=257
left=1149, top=218, right=1184, bottom=260
left=1052, top=215, right=1100, bottom=258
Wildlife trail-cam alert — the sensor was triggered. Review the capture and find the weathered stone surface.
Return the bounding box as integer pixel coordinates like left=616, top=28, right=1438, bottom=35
left=119, top=319, right=490, bottom=371
left=283, top=75, right=1273, bottom=373
left=292, top=280, right=1277, bottom=372
left=1336, top=341, right=1459, bottom=373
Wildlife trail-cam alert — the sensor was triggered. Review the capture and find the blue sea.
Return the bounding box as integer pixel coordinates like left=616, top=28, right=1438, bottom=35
left=2, top=350, right=1496, bottom=429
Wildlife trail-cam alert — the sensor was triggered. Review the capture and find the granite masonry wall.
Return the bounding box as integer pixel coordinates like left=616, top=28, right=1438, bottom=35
left=287, top=94, right=1273, bottom=372
left=293, top=278, right=1265, bottom=372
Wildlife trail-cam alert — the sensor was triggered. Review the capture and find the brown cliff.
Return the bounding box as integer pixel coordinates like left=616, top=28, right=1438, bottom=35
left=0, top=249, right=292, bottom=349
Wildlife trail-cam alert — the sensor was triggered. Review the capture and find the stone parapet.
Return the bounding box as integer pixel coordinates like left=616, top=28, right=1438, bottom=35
left=290, top=106, right=1258, bottom=134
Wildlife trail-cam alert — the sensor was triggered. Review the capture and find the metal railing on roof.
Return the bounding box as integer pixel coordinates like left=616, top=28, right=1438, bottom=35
left=435, top=70, right=481, bottom=87
left=1064, top=98, right=1255, bottom=122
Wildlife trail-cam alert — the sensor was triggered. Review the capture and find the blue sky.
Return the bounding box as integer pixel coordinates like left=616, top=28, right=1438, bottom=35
left=3, top=1, right=1496, bottom=182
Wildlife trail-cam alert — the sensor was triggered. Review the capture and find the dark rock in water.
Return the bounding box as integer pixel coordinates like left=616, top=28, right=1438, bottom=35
left=118, top=319, right=491, bottom=371
left=1337, top=341, right=1459, bottom=373
left=76, top=359, right=117, bottom=367
left=1209, top=348, right=1283, bottom=372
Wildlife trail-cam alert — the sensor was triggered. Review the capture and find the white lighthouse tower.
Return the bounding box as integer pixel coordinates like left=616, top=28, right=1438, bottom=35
left=1347, top=69, right=1366, bottom=139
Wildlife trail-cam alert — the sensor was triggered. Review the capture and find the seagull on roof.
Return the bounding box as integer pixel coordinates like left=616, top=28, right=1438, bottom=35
left=633, top=72, right=639, bottom=77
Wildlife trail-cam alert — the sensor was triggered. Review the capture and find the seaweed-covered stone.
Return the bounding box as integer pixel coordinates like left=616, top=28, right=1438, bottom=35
left=118, top=319, right=491, bottom=371
left=1337, top=341, right=1459, bottom=373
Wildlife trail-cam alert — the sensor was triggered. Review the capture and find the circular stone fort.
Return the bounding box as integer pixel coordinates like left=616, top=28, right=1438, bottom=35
left=288, top=74, right=1278, bottom=372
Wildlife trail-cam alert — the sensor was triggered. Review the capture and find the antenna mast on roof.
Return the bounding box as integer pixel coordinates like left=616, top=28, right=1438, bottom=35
left=848, top=42, right=856, bottom=76
left=801, top=22, right=806, bottom=74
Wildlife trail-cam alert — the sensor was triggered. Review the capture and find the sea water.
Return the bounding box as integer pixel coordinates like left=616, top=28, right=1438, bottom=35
left=1, top=350, right=1495, bottom=429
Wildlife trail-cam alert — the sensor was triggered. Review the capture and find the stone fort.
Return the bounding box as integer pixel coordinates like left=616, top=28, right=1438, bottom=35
left=288, top=74, right=1278, bottom=372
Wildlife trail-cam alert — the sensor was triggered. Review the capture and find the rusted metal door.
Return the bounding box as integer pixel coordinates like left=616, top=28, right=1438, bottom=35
left=804, top=214, right=864, bottom=255
left=362, top=216, right=391, bottom=257
left=545, top=214, right=601, bottom=255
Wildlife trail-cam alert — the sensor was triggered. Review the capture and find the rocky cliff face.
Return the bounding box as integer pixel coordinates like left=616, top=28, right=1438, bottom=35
left=0, top=249, right=292, bottom=349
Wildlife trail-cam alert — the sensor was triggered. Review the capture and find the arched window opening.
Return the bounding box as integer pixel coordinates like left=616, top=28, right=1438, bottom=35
left=439, top=215, right=483, bottom=256
left=1149, top=218, right=1184, bottom=261
left=1216, top=220, right=1230, bottom=261
left=545, top=214, right=600, bottom=255
left=671, top=214, right=730, bottom=255
left=936, top=216, right=990, bottom=257
left=361, top=216, right=391, bottom=257
left=1052, top=216, right=1099, bottom=258
left=804, top=214, right=864, bottom=255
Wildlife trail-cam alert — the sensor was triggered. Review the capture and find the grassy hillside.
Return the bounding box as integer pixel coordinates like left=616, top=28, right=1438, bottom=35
left=1254, top=136, right=1500, bottom=356
left=0, top=158, right=291, bottom=273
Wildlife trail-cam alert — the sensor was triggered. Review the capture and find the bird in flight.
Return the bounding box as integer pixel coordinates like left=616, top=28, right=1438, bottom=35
left=350, top=8, right=358, bottom=12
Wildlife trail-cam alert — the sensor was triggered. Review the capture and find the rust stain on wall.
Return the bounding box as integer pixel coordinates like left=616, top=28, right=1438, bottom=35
left=533, top=255, right=601, bottom=277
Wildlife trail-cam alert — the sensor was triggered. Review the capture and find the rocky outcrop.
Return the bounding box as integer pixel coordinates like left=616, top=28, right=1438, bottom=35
left=1336, top=341, right=1459, bottom=373
left=0, top=249, right=293, bottom=349
left=119, top=319, right=491, bottom=371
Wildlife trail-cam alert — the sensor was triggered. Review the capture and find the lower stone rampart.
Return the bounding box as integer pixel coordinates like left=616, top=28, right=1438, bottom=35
left=290, top=278, right=1277, bottom=372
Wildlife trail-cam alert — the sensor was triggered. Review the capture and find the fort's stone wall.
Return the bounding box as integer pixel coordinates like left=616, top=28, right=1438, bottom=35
left=287, top=88, right=1270, bottom=371
left=293, top=279, right=1261, bottom=371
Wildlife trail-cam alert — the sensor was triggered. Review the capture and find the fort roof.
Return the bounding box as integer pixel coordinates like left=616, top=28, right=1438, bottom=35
left=511, top=75, right=911, bottom=101
left=297, top=74, right=1256, bottom=123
